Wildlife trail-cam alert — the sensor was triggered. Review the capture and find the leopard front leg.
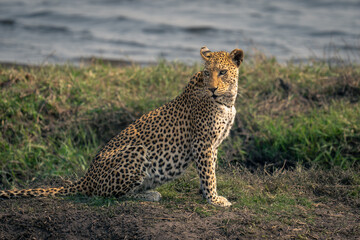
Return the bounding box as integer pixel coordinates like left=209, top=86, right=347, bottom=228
left=193, top=141, right=231, bottom=207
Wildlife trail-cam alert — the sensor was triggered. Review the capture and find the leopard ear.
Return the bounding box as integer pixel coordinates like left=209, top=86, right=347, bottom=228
left=229, top=49, right=244, bottom=68
left=200, top=46, right=211, bottom=61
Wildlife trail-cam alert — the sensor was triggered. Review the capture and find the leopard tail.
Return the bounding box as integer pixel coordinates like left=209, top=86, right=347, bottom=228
left=0, top=180, right=84, bottom=199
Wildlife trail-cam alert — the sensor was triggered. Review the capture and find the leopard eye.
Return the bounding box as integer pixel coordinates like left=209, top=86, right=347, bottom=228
left=203, top=70, right=210, bottom=77
left=219, top=70, right=227, bottom=76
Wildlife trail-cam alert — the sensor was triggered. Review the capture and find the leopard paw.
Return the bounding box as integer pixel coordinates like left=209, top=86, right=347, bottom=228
left=210, top=196, right=232, bottom=207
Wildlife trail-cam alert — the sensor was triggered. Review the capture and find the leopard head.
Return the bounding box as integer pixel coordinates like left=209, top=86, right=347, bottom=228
left=198, top=46, right=243, bottom=106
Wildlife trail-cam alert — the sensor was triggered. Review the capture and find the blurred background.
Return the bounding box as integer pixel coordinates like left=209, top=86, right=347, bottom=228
left=0, top=0, right=359, bottom=65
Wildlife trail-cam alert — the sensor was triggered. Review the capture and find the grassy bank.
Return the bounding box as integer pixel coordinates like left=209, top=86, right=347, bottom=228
left=1, top=55, right=359, bottom=186
left=1, top=55, right=359, bottom=239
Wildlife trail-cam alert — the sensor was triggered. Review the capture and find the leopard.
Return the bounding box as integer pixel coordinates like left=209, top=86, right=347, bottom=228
left=0, top=46, right=244, bottom=207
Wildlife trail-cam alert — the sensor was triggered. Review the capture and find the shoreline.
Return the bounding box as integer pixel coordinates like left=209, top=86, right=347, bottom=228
left=0, top=57, right=156, bottom=69
left=1, top=53, right=358, bottom=69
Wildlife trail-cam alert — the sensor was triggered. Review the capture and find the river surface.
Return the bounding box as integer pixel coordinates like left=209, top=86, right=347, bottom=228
left=0, top=0, right=359, bottom=65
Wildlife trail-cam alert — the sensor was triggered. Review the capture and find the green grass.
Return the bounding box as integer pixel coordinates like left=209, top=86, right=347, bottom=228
left=0, top=55, right=359, bottom=189
left=246, top=102, right=360, bottom=169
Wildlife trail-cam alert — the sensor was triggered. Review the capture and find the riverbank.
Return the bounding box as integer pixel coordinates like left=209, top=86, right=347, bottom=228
left=0, top=55, right=359, bottom=239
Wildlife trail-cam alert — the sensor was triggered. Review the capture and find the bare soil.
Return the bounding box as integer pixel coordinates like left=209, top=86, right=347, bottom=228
left=0, top=194, right=359, bottom=240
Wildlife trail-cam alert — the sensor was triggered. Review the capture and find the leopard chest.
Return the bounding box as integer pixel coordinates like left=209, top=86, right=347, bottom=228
left=213, top=105, right=236, bottom=149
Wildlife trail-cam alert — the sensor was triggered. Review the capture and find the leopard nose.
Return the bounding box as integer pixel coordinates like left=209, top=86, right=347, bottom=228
left=208, top=87, right=217, bottom=93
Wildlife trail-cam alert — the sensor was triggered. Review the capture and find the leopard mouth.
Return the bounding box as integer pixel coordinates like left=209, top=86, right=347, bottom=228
left=212, top=95, right=229, bottom=107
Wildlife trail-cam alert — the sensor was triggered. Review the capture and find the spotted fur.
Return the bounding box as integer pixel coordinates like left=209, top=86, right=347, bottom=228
left=0, top=46, right=244, bottom=207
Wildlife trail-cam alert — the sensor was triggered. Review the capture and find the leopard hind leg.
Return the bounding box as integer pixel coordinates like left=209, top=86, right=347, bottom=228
left=88, top=145, right=154, bottom=198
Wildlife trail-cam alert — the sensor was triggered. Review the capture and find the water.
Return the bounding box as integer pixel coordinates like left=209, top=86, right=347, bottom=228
left=0, top=0, right=359, bottom=65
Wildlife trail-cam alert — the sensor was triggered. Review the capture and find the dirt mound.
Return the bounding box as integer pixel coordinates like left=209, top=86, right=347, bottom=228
left=0, top=198, right=244, bottom=240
